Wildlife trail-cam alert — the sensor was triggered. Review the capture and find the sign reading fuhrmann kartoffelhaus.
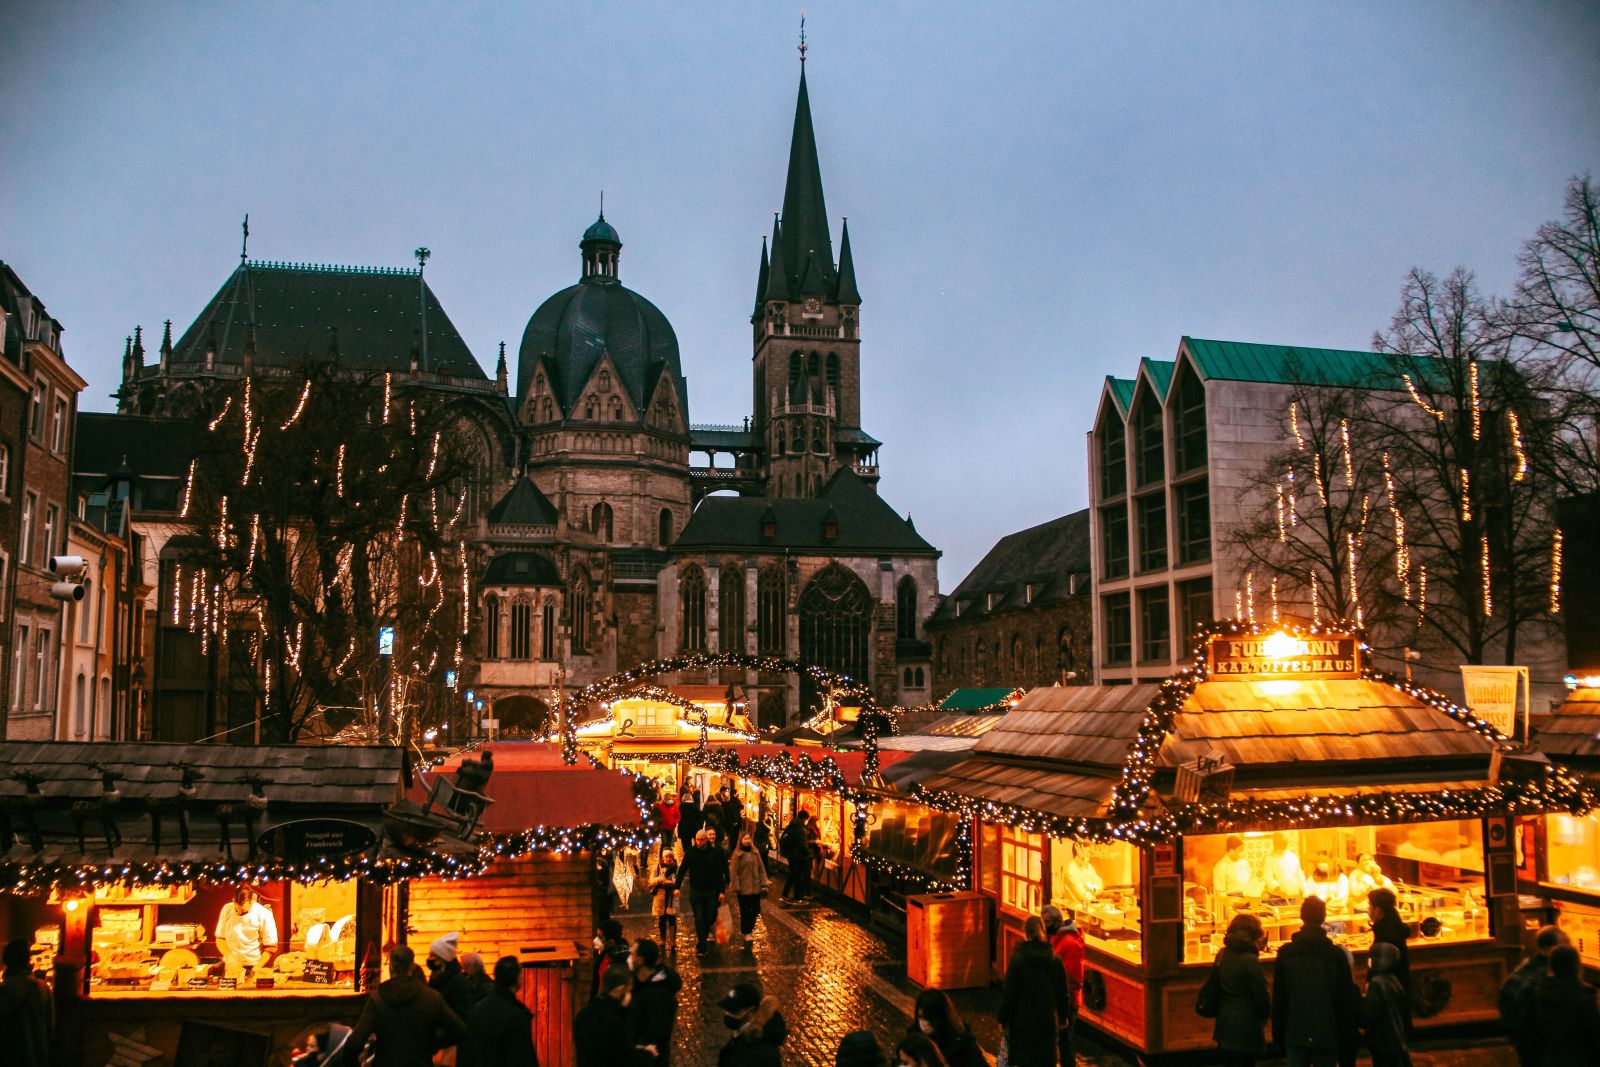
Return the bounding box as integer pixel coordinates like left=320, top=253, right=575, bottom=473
left=1207, top=633, right=1361, bottom=679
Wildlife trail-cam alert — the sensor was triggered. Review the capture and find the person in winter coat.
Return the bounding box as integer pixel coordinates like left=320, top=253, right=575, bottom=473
left=574, top=966, right=647, bottom=1067
left=1272, top=896, right=1360, bottom=1067
left=779, top=812, right=811, bottom=901
left=1366, top=889, right=1412, bottom=1029
left=909, top=988, right=985, bottom=1067
left=426, top=932, right=476, bottom=1042
left=1534, top=944, right=1600, bottom=1066
left=717, top=785, right=745, bottom=842
left=348, top=945, right=468, bottom=1067
left=1209, top=913, right=1271, bottom=1067
left=676, top=790, right=704, bottom=854
left=1363, top=942, right=1410, bottom=1067
left=459, top=953, right=492, bottom=1011
left=657, top=793, right=681, bottom=849
left=647, top=850, right=681, bottom=949
left=730, top=833, right=770, bottom=945
left=462, top=956, right=538, bottom=1067
left=1, top=938, right=52, bottom=1067
left=752, top=816, right=773, bottom=874
left=1500, top=924, right=1569, bottom=1065
left=1041, top=905, right=1085, bottom=1065
left=716, top=982, right=788, bottom=1067
left=998, top=916, right=1070, bottom=1067
left=625, top=939, right=682, bottom=1067
left=587, top=919, right=629, bottom=1001
left=893, top=1033, right=951, bottom=1067
left=677, top=828, right=730, bottom=955
left=835, top=1030, right=887, bottom=1067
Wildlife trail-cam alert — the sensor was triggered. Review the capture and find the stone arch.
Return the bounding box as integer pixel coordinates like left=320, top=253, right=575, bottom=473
left=492, top=694, right=550, bottom=738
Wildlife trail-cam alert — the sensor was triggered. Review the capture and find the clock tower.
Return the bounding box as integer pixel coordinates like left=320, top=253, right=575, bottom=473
left=751, top=66, right=876, bottom=499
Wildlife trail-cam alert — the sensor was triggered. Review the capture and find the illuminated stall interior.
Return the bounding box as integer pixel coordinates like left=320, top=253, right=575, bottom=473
left=576, top=684, right=757, bottom=793
left=1529, top=683, right=1600, bottom=967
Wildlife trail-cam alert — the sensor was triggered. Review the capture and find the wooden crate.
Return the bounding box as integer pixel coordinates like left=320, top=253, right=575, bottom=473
left=907, top=891, right=990, bottom=990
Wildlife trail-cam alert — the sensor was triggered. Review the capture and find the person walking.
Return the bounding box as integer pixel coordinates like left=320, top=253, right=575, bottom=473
left=835, top=1030, right=887, bottom=1067
left=717, top=784, right=745, bottom=841
left=646, top=850, right=681, bottom=951
left=427, top=933, right=476, bottom=1036
left=1366, top=888, right=1412, bottom=1030
left=458, top=952, right=492, bottom=1010
left=626, top=939, right=681, bottom=1067
left=1500, top=924, right=1569, bottom=1064
left=677, top=828, right=730, bottom=956
left=908, top=989, right=984, bottom=1067
left=893, top=1033, right=951, bottom=1067
left=676, top=789, right=704, bottom=855
left=1042, top=905, right=1084, bottom=1065
left=462, top=956, right=539, bottom=1067
left=1, top=938, right=52, bottom=1067
left=778, top=811, right=810, bottom=901
left=752, top=814, right=773, bottom=874
left=730, top=833, right=770, bottom=946
left=347, top=944, right=468, bottom=1067
left=716, top=982, right=788, bottom=1067
left=574, top=966, right=646, bottom=1067
left=998, top=916, right=1070, bottom=1067
left=1200, top=913, right=1271, bottom=1067
left=656, top=792, right=681, bottom=856
left=1534, top=944, right=1600, bottom=1066
left=588, top=919, right=629, bottom=1001
left=1272, top=896, right=1360, bottom=1067
left=1362, top=942, right=1411, bottom=1067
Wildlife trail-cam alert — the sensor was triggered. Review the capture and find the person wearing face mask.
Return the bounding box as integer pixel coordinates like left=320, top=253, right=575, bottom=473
left=1304, top=852, right=1349, bottom=910
left=906, top=989, right=984, bottom=1067
left=676, top=828, right=730, bottom=956
left=730, top=833, right=770, bottom=946
left=573, top=966, right=647, bottom=1067
left=893, top=1033, right=951, bottom=1067
left=426, top=932, right=476, bottom=1042
left=625, top=939, right=681, bottom=1067
left=715, top=982, right=787, bottom=1067
left=587, top=920, right=629, bottom=1002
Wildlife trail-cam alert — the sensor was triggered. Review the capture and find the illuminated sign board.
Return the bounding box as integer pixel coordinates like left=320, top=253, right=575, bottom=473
left=1207, top=632, right=1360, bottom=679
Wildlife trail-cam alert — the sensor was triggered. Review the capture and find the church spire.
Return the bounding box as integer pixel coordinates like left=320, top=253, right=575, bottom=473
left=764, top=215, right=791, bottom=302
left=779, top=68, right=834, bottom=295
left=752, top=236, right=770, bottom=322
left=835, top=218, right=860, bottom=305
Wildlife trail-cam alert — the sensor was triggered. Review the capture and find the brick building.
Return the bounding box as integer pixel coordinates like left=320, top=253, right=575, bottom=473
left=926, top=510, right=1092, bottom=694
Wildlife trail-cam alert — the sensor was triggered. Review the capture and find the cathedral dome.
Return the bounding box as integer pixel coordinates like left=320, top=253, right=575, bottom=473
left=517, top=215, right=687, bottom=424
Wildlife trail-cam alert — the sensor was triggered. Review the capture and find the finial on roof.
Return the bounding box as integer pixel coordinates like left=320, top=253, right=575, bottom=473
left=414, top=247, right=431, bottom=271
left=600, top=190, right=605, bottom=220
left=240, top=213, right=249, bottom=266
left=132, top=325, right=144, bottom=358
left=798, top=11, right=807, bottom=63
left=160, top=319, right=173, bottom=355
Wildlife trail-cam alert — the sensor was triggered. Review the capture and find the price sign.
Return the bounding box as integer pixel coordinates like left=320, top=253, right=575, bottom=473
left=302, top=960, right=336, bottom=985
left=187, top=977, right=210, bottom=989
left=218, top=978, right=238, bottom=990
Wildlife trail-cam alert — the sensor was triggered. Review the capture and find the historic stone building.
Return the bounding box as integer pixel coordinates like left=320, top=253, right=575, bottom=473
left=926, top=511, right=1092, bottom=694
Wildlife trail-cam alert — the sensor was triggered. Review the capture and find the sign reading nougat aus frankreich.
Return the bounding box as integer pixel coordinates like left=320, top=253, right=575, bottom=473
left=1207, top=633, right=1361, bottom=679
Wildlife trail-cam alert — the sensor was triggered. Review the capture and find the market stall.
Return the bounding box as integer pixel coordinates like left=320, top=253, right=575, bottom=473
left=1526, top=682, right=1600, bottom=968
left=574, top=684, right=757, bottom=796
left=0, top=741, right=464, bottom=1067
left=912, top=625, right=1593, bottom=1057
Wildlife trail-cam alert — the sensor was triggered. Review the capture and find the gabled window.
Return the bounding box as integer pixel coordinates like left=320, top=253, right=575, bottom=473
left=1098, top=416, right=1127, bottom=497
left=1136, top=493, right=1167, bottom=572
left=1172, top=371, right=1207, bottom=474
left=1133, top=398, right=1164, bottom=487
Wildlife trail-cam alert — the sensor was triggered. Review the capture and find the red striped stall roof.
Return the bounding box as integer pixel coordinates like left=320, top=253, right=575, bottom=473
left=416, top=741, right=643, bottom=834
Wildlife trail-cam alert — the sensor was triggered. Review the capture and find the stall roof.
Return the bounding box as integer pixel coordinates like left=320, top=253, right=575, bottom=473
left=878, top=750, right=973, bottom=790
left=973, top=685, right=1156, bottom=770
left=920, top=758, right=1116, bottom=820
left=708, top=743, right=913, bottom=787
left=1534, top=687, right=1600, bottom=764
left=939, top=688, right=1019, bottom=711
left=879, top=712, right=1007, bottom=752
left=419, top=742, right=642, bottom=834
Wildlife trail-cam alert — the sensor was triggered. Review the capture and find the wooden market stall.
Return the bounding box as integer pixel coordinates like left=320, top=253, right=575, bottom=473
left=914, top=627, right=1591, bottom=1058
left=1526, top=683, right=1600, bottom=969
left=0, top=741, right=438, bottom=1067
left=575, top=684, right=757, bottom=796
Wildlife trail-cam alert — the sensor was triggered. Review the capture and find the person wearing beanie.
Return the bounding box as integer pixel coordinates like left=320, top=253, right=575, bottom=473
left=347, top=944, right=467, bottom=1067
left=717, top=981, right=787, bottom=1067
left=427, top=933, right=474, bottom=1044
left=462, top=956, right=539, bottom=1067
left=834, top=1030, right=886, bottom=1067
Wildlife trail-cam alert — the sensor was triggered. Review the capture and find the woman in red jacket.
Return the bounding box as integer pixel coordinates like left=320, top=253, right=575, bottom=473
left=1042, top=905, right=1085, bottom=1066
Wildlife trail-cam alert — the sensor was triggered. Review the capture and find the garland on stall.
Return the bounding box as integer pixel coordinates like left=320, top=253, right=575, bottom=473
left=847, top=845, right=961, bottom=893
left=2, top=849, right=491, bottom=893
left=687, top=740, right=876, bottom=857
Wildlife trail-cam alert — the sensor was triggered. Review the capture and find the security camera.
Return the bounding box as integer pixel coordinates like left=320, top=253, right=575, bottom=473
left=49, top=581, right=86, bottom=602
left=48, top=556, right=86, bottom=577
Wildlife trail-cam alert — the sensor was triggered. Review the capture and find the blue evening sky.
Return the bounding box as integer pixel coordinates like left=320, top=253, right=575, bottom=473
left=1, top=2, right=1596, bottom=586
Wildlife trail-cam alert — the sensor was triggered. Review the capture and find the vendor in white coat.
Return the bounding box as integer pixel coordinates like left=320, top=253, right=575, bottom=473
left=1263, top=832, right=1305, bottom=899
left=216, top=886, right=278, bottom=971
left=1211, top=835, right=1256, bottom=899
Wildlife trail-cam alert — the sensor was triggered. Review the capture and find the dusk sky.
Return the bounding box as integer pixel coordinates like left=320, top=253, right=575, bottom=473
left=2, top=2, right=1597, bottom=585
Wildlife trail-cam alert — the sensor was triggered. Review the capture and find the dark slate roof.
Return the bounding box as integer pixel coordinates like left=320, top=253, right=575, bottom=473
left=778, top=70, right=836, bottom=299
left=170, top=261, right=486, bottom=379
left=0, top=262, right=65, bottom=369
left=690, top=426, right=758, bottom=449
left=674, top=467, right=936, bottom=555
left=582, top=214, right=621, bottom=244
left=482, top=551, right=561, bottom=587
left=835, top=427, right=882, bottom=447
left=487, top=477, right=559, bottom=525
left=930, top=510, right=1089, bottom=624
left=74, top=412, right=199, bottom=479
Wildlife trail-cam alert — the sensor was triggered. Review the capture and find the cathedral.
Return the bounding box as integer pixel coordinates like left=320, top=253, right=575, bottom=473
left=99, top=63, right=938, bottom=739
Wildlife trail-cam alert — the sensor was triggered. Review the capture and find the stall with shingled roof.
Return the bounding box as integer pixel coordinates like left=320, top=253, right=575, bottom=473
left=1524, top=680, right=1600, bottom=971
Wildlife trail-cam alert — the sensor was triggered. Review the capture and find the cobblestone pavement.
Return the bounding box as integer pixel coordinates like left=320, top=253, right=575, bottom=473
left=613, top=882, right=1516, bottom=1067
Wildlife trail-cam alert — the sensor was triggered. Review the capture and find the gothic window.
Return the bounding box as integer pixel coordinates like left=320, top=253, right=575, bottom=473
left=680, top=565, right=707, bottom=652
left=659, top=508, right=673, bottom=546
left=1013, top=635, right=1026, bottom=675
left=896, top=577, right=918, bottom=640
left=541, top=397, right=554, bottom=422
left=509, top=597, right=532, bottom=660
left=807, top=352, right=820, bottom=377
left=826, top=354, right=839, bottom=388
left=776, top=427, right=786, bottom=455
left=609, top=397, right=624, bottom=421
left=757, top=566, right=786, bottom=654
left=598, top=370, right=612, bottom=391
left=584, top=395, right=598, bottom=420
left=812, top=423, right=824, bottom=453
left=541, top=598, right=556, bottom=659
left=484, top=593, right=501, bottom=659
left=719, top=565, right=745, bottom=653
left=915, top=667, right=925, bottom=687
left=789, top=352, right=802, bottom=382
left=592, top=501, right=614, bottom=542
left=797, top=564, right=872, bottom=712
left=566, top=573, right=592, bottom=654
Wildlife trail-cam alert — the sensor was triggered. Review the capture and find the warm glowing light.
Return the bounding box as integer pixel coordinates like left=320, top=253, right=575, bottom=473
left=1262, top=630, right=1300, bottom=660
left=1469, top=361, right=1482, bottom=440
left=1551, top=529, right=1563, bottom=615
left=1259, top=679, right=1301, bottom=696
left=1509, top=410, right=1527, bottom=482
left=1403, top=373, right=1445, bottom=421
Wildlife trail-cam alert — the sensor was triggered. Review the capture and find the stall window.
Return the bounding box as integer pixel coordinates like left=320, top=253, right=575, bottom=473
left=1543, top=813, right=1600, bottom=891
left=1050, top=838, right=1143, bottom=962
left=979, top=822, right=1002, bottom=897
left=1179, top=821, right=1487, bottom=962
left=1000, top=826, right=1044, bottom=915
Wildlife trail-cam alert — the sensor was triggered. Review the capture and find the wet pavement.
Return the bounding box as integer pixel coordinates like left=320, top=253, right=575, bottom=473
left=612, top=880, right=1516, bottom=1066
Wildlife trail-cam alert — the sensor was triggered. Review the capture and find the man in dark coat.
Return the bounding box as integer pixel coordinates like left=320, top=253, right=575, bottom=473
left=1272, top=896, right=1359, bottom=1067
left=348, top=945, right=468, bottom=1067
left=426, top=932, right=476, bottom=1033
left=716, top=982, right=788, bottom=1067
left=1534, top=944, right=1600, bottom=1065
left=675, top=790, right=703, bottom=854
left=573, top=966, right=647, bottom=1067
left=1500, top=924, right=1569, bottom=1064
left=998, top=916, right=1069, bottom=1067
left=626, top=939, right=682, bottom=1067
left=1366, top=889, right=1411, bottom=1030
left=462, top=956, right=538, bottom=1067
left=676, top=828, right=729, bottom=955
left=717, top=785, right=744, bottom=843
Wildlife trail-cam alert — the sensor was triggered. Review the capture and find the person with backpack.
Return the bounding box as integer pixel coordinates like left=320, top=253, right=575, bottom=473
left=1198, top=913, right=1270, bottom=1067
left=1363, top=942, right=1411, bottom=1067
left=1499, top=924, right=1569, bottom=1065
left=1, top=939, right=52, bottom=1067
left=1272, top=896, right=1360, bottom=1067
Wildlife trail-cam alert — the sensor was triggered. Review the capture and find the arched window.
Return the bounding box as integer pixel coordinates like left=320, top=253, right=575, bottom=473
left=826, top=354, right=839, bottom=388
left=509, top=597, right=532, bottom=659
left=78, top=578, right=93, bottom=643
left=1013, top=635, right=1026, bottom=675
left=757, top=566, right=786, bottom=654
left=584, top=395, right=598, bottom=420
left=598, top=370, right=612, bottom=391
left=719, top=565, right=745, bottom=653
left=609, top=397, right=624, bottom=421
left=812, top=423, right=824, bottom=453
left=591, top=501, right=614, bottom=542
left=74, top=673, right=87, bottom=739
left=776, top=426, right=786, bottom=455
left=658, top=508, right=673, bottom=546
left=914, top=667, right=925, bottom=687
left=789, top=352, right=803, bottom=382
left=680, top=566, right=707, bottom=652
left=797, top=564, right=872, bottom=712
left=541, top=397, right=553, bottom=421
left=541, top=598, right=556, bottom=659
left=895, top=576, right=918, bottom=640
left=484, top=593, right=501, bottom=659
left=566, top=572, right=591, bottom=654
left=902, top=667, right=914, bottom=687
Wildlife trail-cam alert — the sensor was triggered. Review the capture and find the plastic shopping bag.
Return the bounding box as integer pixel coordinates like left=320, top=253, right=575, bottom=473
left=714, top=903, right=732, bottom=944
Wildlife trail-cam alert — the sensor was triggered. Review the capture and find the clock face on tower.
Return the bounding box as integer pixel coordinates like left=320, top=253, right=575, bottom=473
left=802, top=296, right=822, bottom=315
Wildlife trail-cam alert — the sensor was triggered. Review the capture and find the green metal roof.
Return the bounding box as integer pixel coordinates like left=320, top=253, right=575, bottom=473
left=1105, top=377, right=1136, bottom=415
left=1140, top=358, right=1175, bottom=400
left=1181, top=336, right=1413, bottom=391
left=937, top=688, right=1016, bottom=711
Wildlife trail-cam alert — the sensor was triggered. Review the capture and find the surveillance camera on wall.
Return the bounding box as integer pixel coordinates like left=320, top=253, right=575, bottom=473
left=49, top=581, right=86, bottom=602
left=48, top=556, right=87, bottom=577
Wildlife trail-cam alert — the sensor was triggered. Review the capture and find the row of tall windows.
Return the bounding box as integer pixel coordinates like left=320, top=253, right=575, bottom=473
left=1101, top=576, right=1213, bottom=669
left=1099, top=372, right=1209, bottom=497
left=483, top=588, right=581, bottom=660
left=1100, top=480, right=1210, bottom=578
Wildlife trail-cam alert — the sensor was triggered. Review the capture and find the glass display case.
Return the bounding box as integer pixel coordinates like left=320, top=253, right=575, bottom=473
left=1050, top=838, right=1142, bottom=962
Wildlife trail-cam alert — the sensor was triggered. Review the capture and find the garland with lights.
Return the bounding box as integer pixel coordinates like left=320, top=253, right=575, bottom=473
left=847, top=844, right=961, bottom=892
left=2, top=848, right=491, bottom=894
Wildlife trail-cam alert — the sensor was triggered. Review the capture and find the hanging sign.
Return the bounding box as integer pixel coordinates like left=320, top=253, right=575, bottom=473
left=1207, top=632, right=1360, bottom=679
left=1461, top=665, right=1530, bottom=742
left=257, top=819, right=377, bottom=862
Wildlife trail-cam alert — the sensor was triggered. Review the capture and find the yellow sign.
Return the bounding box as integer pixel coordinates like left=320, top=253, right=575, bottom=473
left=1207, top=632, right=1360, bottom=679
